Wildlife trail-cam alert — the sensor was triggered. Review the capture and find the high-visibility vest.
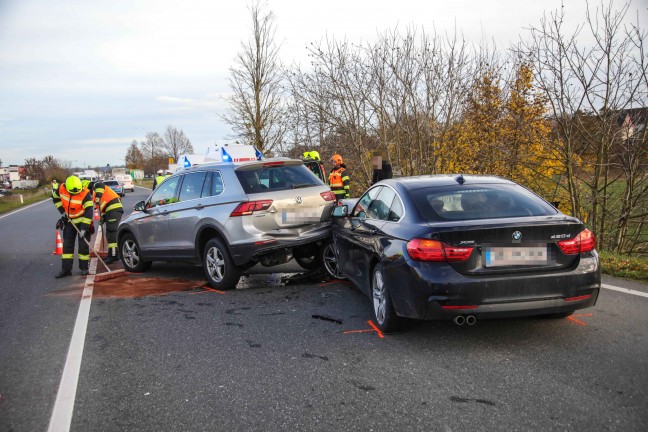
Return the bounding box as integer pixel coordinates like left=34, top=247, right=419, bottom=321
left=53, top=185, right=93, bottom=229
left=94, top=183, right=123, bottom=215
left=329, top=167, right=350, bottom=198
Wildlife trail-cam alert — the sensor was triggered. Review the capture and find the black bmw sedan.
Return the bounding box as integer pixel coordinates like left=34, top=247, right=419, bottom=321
left=330, top=175, right=600, bottom=332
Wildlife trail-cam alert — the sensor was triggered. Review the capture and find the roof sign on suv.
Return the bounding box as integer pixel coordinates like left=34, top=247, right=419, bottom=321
left=178, top=144, right=264, bottom=170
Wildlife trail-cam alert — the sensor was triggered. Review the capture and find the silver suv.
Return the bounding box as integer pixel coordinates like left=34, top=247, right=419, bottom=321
left=118, top=158, right=336, bottom=290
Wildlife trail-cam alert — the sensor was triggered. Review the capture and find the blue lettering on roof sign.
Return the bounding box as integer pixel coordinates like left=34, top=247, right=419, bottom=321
left=183, top=156, right=191, bottom=168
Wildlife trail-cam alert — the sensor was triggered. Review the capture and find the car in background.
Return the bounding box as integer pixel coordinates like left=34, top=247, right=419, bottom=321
left=117, top=174, right=134, bottom=192
left=329, top=175, right=600, bottom=332
left=117, top=148, right=336, bottom=291
left=104, top=179, right=125, bottom=197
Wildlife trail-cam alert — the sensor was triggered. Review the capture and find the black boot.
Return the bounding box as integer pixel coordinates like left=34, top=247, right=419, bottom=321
left=55, top=269, right=72, bottom=278
left=104, top=255, right=118, bottom=265
left=80, top=268, right=89, bottom=276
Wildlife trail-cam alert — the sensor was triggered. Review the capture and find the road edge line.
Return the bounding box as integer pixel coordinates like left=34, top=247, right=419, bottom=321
left=47, top=228, right=103, bottom=432
left=601, top=283, right=648, bottom=299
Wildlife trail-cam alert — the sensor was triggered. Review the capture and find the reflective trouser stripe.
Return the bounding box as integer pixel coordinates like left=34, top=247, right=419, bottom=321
left=105, top=210, right=123, bottom=255
left=62, top=223, right=90, bottom=270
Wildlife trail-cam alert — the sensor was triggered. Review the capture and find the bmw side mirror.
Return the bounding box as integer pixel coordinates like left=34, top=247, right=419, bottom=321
left=134, top=200, right=147, bottom=212
left=332, top=205, right=348, bottom=217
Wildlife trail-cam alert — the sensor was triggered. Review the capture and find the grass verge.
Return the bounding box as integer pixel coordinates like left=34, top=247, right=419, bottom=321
left=0, top=188, right=50, bottom=215
left=599, top=251, right=648, bottom=282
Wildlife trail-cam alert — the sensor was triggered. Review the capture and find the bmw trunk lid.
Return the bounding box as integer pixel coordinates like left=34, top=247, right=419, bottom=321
left=432, top=216, right=585, bottom=274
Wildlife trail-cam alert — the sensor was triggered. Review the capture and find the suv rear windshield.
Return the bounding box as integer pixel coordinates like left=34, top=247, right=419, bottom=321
left=409, top=184, right=558, bottom=221
left=236, top=164, right=323, bottom=193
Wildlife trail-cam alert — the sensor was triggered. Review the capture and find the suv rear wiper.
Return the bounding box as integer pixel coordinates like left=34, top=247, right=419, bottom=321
left=290, top=183, right=314, bottom=189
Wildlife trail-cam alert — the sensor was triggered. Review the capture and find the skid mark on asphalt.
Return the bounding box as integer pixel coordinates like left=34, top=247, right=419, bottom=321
left=312, top=314, right=343, bottom=324
left=567, top=313, right=593, bottom=326
left=449, top=396, right=496, bottom=406
left=343, top=320, right=385, bottom=338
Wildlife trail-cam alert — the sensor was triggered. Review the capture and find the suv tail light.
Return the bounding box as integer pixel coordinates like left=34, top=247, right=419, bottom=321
left=557, top=229, right=596, bottom=254
left=320, top=191, right=336, bottom=201
left=406, top=239, right=473, bottom=262
left=230, top=200, right=273, bottom=217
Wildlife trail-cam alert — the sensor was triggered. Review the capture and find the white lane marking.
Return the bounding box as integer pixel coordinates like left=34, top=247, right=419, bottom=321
left=601, top=283, right=648, bottom=299
left=0, top=198, right=49, bottom=220
left=48, top=227, right=103, bottom=432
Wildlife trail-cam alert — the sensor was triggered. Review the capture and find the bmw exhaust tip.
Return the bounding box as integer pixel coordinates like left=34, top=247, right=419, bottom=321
left=466, top=315, right=477, bottom=326
left=453, top=315, right=466, bottom=326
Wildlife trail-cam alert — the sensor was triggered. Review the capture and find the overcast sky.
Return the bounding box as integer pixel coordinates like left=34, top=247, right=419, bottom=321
left=0, top=0, right=645, bottom=168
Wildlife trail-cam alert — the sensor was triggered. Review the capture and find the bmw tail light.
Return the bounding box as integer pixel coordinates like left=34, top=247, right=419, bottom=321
left=406, top=239, right=473, bottom=262
left=320, top=191, right=336, bottom=201
left=557, top=229, right=595, bottom=254
left=230, top=200, right=273, bottom=216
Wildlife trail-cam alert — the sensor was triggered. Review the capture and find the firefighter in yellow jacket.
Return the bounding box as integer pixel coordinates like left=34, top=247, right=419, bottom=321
left=52, top=176, right=94, bottom=278
left=91, top=180, right=124, bottom=264
left=329, top=154, right=350, bottom=202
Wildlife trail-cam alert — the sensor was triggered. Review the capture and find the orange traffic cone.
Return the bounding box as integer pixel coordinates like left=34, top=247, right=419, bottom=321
left=93, top=207, right=100, bottom=221
left=52, top=230, right=63, bottom=255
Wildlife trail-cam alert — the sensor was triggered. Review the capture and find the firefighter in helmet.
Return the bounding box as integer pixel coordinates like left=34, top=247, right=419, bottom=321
left=52, top=176, right=94, bottom=277
left=328, top=154, right=350, bottom=203
left=91, top=179, right=124, bottom=264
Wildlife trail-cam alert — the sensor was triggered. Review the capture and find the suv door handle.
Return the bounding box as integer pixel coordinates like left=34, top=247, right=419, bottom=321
left=196, top=204, right=204, bottom=210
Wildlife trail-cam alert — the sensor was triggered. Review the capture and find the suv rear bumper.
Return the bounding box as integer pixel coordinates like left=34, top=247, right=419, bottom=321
left=229, top=230, right=331, bottom=266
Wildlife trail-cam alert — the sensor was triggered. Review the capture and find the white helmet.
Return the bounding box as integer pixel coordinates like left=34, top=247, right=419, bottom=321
left=157, top=169, right=163, bottom=174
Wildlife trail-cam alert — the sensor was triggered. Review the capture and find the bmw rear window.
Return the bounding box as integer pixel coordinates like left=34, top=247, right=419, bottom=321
left=236, top=165, right=323, bottom=193
left=409, top=184, right=558, bottom=221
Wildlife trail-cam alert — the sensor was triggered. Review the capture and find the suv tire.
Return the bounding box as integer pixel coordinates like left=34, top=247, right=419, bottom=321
left=203, top=238, right=241, bottom=290
left=120, top=233, right=152, bottom=272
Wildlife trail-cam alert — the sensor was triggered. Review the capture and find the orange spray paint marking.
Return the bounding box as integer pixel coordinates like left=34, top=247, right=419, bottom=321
left=343, top=320, right=384, bottom=339
left=189, top=286, right=226, bottom=295
left=567, top=313, right=593, bottom=326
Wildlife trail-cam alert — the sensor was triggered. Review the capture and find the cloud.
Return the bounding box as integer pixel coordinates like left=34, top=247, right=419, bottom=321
left=155, top=95, right=226, bottom=113
left=73, top=137, right=143, bottom=146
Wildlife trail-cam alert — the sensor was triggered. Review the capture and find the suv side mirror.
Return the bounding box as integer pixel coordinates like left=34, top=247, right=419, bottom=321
left=134, top=200, right=147, bottom=212
left=332, top=205, right=348, bottom=217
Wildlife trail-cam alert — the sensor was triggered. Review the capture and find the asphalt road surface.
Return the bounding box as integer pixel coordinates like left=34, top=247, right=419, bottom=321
left=1, top=186, right=647, bottom=431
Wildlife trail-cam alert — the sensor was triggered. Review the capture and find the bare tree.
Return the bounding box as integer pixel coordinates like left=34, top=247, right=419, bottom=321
left=522, top=0, right=648, bottom=251
left=139, top=132, right=166, bottom=175
left=161, top=125, right=193, bottom=163
left=125, top=140, right=145, bottom=169
left=222, top=1, right=286, bottom=154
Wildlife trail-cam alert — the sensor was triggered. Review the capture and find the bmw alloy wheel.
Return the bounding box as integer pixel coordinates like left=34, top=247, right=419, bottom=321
left=322, top=241, right=346, bottom=280
left=373, top=269, right=386, bottom=324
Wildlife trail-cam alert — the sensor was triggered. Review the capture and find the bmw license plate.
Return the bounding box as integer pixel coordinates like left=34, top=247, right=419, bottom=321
left=484, top=246, right=548, bottom=267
